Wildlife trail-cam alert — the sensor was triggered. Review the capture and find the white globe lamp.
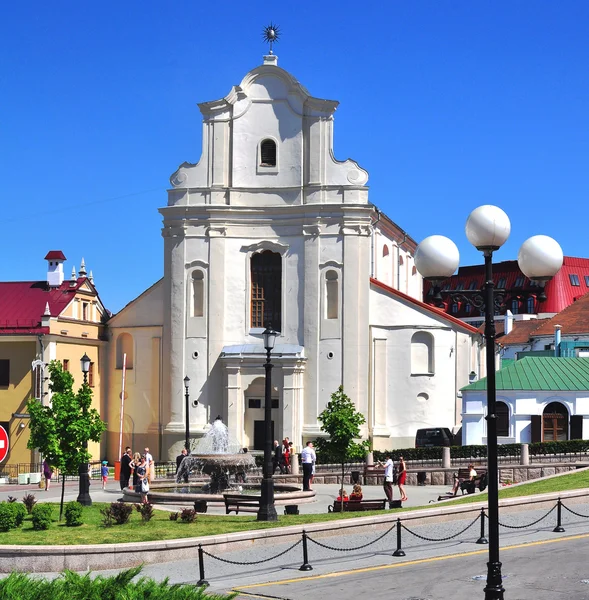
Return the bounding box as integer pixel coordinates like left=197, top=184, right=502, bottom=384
left=518, top=235, right=563, bottom=281
left=465, top=205, right=511, bottom=251
left=414, top=235, right=460, bottom=280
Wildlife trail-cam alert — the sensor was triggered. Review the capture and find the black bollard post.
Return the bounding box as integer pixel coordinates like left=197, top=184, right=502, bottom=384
left=392, top=518, right=406, bottom=557
left=553, top=498, right=565, bottom=533
left=299, top=530, right=313, bottom=571
left=197, top=544, right=209, bottom=587
left=477, top=508, right=489, bottom=544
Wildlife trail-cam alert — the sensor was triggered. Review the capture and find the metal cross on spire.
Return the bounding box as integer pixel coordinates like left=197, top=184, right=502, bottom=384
left=262, top=23, right=280, bottom=55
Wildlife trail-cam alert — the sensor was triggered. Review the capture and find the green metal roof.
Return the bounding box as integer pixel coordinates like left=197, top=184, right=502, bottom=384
left=462, top=357, right=589, bottom=392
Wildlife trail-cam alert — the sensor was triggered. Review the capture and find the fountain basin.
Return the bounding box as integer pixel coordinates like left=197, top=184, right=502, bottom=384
left=122, top=481, right=315, bottom=511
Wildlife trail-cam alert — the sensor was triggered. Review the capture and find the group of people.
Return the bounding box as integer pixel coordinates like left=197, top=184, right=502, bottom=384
left=379, top=455, right=408, bottom=505
left=119, top=446, right=155, bottom=503
left=272, top=438, right=295, bottom=474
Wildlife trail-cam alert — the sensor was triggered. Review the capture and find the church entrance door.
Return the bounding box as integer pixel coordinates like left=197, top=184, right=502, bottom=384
left=253, top=420, right=274, bottom=451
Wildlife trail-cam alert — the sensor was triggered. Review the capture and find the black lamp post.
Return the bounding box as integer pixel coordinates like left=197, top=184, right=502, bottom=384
left=184, top=376, right=191, bottom=453
left=257, top=324, right=278, bottom=522
left=415, top=205, right=563, bottom=600
left=77, top=352, right=92, bottom=506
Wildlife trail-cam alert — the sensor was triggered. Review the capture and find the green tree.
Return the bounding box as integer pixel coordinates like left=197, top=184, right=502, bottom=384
left=315, top=386, right=369, bottom=510
left=27, top=361, right=106, bottom=520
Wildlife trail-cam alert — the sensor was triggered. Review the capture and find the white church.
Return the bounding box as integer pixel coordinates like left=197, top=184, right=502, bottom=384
left=105, top=53, right=485, bottom=460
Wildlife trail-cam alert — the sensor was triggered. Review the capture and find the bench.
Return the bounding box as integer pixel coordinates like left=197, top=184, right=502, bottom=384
left=328, top=499, right=388, bottom=513
left=456, top=468, right=487, bottom=495
left=223, top=494, right=260, bottom=514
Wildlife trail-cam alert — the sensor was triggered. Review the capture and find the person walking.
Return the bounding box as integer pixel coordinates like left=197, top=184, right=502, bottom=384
left=120, top=447, right=132, bottom=490
left=135, top=455, right=149, bottom=504
left=131, top=452, right=141, bottom=489
left=301, top=441, right=316, bottom=491
left=101, top=461, right=109, bottom=490
left=397, top=456, right=408, bottom=501
left=144, top=447, right=154, bottom=482
left=380, top=455, right=395, bottom=507
left=42, top=459, right=53, bottom=491
left=272, top=440, right=284, bottom=474
left=176, top=448, right=189, bottom=483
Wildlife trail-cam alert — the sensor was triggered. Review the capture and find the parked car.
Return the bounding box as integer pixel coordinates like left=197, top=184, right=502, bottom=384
left=415, top=427, right=454, bottom=448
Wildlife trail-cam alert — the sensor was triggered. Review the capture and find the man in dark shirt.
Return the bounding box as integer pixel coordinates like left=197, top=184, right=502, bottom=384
left=272, top=440, right=284, bottom=474
left=176, top=448, right=189, bottom=483
left=120, top=447, right=132, bottom=490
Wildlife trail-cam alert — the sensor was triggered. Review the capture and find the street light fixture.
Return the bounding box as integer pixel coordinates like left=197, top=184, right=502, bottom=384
left=415, top=205, right=563, bottom=600
left=184, top=376, right=191, bottom=453
left=77, top=352, right=92, bottom=506
left=258, top=324, right=278, bottom=522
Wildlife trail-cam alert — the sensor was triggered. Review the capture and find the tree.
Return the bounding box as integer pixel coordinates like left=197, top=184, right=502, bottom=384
left=27, top=361, right=106, bottom=520
left=315, top=386, right=370, bottom=510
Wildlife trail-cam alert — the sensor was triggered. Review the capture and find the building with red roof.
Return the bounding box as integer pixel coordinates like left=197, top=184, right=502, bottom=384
left=0, top=252, right=108, bottom=467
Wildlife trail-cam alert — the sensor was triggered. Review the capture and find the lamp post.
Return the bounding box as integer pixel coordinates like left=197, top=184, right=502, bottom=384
left=77, top=353, right=92, bottom=506
left=257, top=324, right=278, bottom=522
left=415, top=205, right=563, bottom=600
left=184, top=376, right=190, bottom=453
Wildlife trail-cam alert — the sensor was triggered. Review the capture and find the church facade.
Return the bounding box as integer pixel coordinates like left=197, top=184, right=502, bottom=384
left=105, top=55, right=484, bottom=460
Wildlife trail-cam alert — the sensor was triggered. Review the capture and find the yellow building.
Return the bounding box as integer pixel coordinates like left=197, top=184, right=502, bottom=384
left=0, top=251, right=108, bottom=470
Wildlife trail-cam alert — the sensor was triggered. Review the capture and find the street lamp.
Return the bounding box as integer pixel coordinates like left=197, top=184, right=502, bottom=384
left=415, top=205, right=563, bottom=600
left=257, top=324, right=278, bottom=522
left=184, top=376, right=191, bottom=453
left=77, top=353, right=92, bottom=506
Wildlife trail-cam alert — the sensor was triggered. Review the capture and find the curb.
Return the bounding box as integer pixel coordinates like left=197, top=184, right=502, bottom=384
left=1, top=487, right=588, bottom=573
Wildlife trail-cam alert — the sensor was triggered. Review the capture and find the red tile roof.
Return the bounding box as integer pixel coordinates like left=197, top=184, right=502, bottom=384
left=0, top=279, right=92, bottom=335
left=531, top=291, right=589, bottom=337
left=370, top=278, right=480, bottom=334
left=44, top=251, right=67, bottom=261
left=498, top=318, right=550, bottom=346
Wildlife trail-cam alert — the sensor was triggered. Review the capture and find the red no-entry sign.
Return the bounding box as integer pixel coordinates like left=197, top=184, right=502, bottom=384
left=0, top=425, right=9, bottom=463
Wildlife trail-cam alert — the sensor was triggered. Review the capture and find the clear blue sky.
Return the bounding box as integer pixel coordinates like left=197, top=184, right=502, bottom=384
left=2, top=2, right=588, bottom=312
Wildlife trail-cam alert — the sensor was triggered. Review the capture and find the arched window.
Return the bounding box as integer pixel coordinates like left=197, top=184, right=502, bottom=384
left=496, top=401, right=509, bottom=437
left=116, top=333, right=134, bottom=369
left=527, top=296, right=535, bottom=314
left=192, top=270, right=204, bottom=317
left=260, top=139, right=277, bottom=167
left=251, top=251, right=282, bottom=328
left=543, top=402, right=568, bottom=441
left=325, top=270, right=339, bottom=319
left=383, top=245, right=389, bottom=258
left=411, top=331, right=434, bottom=374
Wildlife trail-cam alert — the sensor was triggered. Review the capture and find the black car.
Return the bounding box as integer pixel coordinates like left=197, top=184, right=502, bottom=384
left=415, top=427, right=454, bottom=448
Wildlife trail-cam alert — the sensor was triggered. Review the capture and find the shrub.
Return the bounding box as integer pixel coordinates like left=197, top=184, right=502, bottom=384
left=0, top=504, right=16, bottom=532
left=101, top=502, right=133, bottom=527
left=64, top=501, right=83, bottom=527
left=10, top=502, right=27, bottom=527
left=22, top=493, right=37, bottom=514
left=31, top=503, right=53, bottom=531
left=135, top=503, right=154, bottom=522
left=180, top=508, right=196, bottom=523
left=169, top=511, right=179, bottom=521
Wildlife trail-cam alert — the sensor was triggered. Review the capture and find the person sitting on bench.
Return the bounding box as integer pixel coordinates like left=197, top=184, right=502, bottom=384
left=452, top=463, right=477, bottom=495
left=350, top=484, right=363, bottom=501
left=336, top=488, right=349, bottom=502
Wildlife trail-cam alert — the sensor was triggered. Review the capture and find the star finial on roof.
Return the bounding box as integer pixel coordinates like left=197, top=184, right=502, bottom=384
left=262, top=23, right=280, bottom=55
left=79, top=258, right=87, bottom=277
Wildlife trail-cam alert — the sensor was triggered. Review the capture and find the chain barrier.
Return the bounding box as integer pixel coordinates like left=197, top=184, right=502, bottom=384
left=202, top=539, right=301, bottom=566
left=562, top=503, right=589, bottom=519
left=306, top=522, right=396, bottom=552
left=402, top=513, right=480, bottom=542
left=498, top=505, right=555, bottom=529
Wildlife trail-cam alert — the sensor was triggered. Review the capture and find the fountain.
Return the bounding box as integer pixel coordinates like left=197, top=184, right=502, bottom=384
left=176, top=416, right=255, bottom=493
left=122, top=417, right=315, bottom=511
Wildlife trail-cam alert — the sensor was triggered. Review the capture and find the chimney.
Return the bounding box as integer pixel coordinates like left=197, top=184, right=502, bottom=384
left=44, top=251, right=66, bottom=287
left=554, top=324, right=562, bottom=357
left=504, top=310, right=514, bottom=335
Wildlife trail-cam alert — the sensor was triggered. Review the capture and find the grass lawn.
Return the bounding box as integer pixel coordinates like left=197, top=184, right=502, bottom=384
left=1, top=469, right=587, bottom=545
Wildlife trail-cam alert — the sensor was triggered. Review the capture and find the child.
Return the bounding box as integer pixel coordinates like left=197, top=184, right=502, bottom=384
left=101, top=461, right=109, bottom=490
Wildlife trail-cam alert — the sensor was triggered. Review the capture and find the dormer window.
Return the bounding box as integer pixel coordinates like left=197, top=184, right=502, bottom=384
left=260, top=139, right=276, bottom=167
